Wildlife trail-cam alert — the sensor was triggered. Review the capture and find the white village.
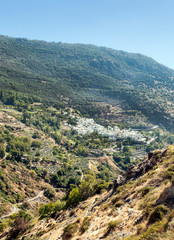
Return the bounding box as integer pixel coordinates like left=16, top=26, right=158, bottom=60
left=69, top=116, right=154, bottom=144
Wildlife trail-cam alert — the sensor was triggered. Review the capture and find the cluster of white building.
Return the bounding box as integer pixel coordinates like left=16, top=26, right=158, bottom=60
left=70, top=117, right=148, bottom=144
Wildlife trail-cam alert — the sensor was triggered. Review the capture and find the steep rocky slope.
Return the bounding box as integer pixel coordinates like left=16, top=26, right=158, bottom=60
left=5, top=145, right=173, bottom=240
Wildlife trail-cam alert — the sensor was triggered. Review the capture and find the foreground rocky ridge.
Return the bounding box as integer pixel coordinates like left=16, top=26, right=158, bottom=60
left=9, top=145, right=173, bottom=240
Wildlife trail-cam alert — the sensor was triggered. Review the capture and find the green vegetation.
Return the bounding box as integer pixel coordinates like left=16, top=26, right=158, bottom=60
left=43, top=188, right=55, bottom=200
left=107, top=220, right=120, bottom=233
left=146, top=130, right=174, bottom=152
left=0, top=35, right=174, bottom=129
left=6, top=210, right=31, bottom=240
left=65, top=174, right=109, bottom=208
left=63, top=222, right=78, bottom=239
left=113, top=151, right=131, bottom=171
left=148, top=205, right=169, bottom=224
left=114, top=200, right=124, bottom=208
left=80, top=217, right=91, bottom=234
left=140, top=186, right=153, bottom=197
left=39, top=200, right=66, bottom=218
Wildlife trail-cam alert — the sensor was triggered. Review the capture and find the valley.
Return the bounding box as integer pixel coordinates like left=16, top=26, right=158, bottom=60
left=0, top=35, right=173, bottom=240
left=0, top=96, right=173, bottom=240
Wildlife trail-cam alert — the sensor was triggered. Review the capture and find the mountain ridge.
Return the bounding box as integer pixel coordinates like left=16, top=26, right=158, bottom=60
left=0, top=35, right=174, bottom=129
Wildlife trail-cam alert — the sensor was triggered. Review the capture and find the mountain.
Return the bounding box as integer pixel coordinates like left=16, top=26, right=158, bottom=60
left=0, top=35, right=174, bottom=129
left=0, top=35, right=174, bottom=240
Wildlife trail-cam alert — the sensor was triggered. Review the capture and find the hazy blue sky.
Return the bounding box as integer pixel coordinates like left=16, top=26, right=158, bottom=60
left=0, top=0, right=174, bottom=68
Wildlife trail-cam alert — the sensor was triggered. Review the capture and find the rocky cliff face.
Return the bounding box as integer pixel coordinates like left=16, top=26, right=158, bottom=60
left=112, top=149, right=163, bottom=190
left=92, top=149, right=169, bottom=211
left=125, top=149, right=162, bottom=180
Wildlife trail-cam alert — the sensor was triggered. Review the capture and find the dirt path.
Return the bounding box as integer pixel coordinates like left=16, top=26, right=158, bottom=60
left=27, top=190, right=44, bottom=203
left=85, top=215, right=97, bottom=240
left=0, top=191, right=44, bottom=219
left=0, top=204, right=19, bottom=219
left=88, top=160, right=91, bottom=170
left=85, top=199, right=95, bottom=217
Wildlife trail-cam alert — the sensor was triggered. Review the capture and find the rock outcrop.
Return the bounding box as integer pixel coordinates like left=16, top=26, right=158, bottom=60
left=156, top=182, right=174, bottom=208
left=112, top=149, right=162, bottom=190
left=125, top=149, right=162, bottom=181
left=92, top=149, right=163, bottom=210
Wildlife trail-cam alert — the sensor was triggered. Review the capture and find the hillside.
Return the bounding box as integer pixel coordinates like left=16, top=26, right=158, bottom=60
left=0, top=35, right=174, bottom=129
left=38, top=146, right=174, bottom=240
left=1, top=145, right=174, bottom=240
left=0, top=100, right=121, bottom=226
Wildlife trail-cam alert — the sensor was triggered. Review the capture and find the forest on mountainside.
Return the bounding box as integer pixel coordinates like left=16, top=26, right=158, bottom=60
left=0, top=35, right=174, bottom=130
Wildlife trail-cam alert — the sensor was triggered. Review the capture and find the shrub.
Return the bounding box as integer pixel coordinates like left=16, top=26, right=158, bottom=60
left=7, top=211, right=31, bottom=240
left=75, top=146, right=88, bottom=157
left=63, top=222, right=78, bottom=239
left=0, top=223, right=6, bottom=233
left=39, top=200, right=65, bottom=218
left=66, top=186, right=81, bottom=207
left=0, top=144, right=5, bottom=158
left=68, top=117, right=77, bottom=126
left=44, top=188, right=55, bottom=200
left=32, top=132, right=41, bottom=139
left=111, top=196, right=120, bottom=205
left=114, top=200, right=124, bottom=208
left=107, top=220, right=120, bottom=233
left=31, top=140, right=42, bottom=148
left=51, top=131, right=62, bottom=144
left=162, top=170, right=174, bottom=180
left=141, top=186, right=152, bottom=197
left=148, top=205, right=168, bottom=224
left=35, top=151, right=40, bottom=156
left=1, top=161, right=6, bottom=168
left=139, top=220, right=167, bottom=240
left=54, top=200, right=66, bottom=212
left=34, top=157, right=40, bottom=162
left=79, top=174, right=96, bottom=200
left=39, top=202, right=55, bottom=218
left=80, top=217, right=91, bottom=234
